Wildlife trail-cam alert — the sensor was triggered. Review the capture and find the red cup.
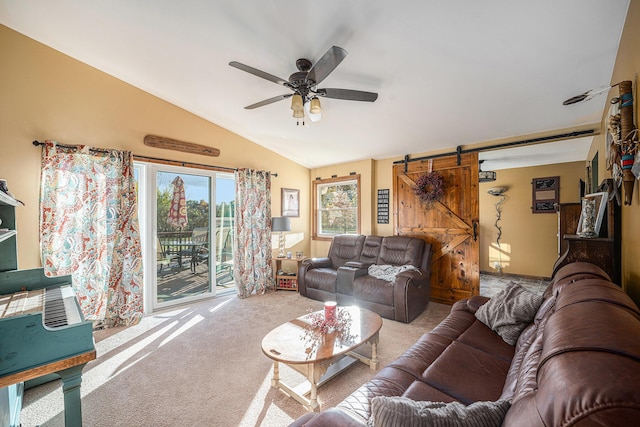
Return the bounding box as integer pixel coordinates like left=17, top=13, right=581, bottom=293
left=324, top=301, right=337, bottom=322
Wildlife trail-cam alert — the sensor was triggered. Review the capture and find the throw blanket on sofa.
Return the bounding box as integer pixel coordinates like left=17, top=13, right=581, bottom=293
left=368, top=264, right=420, bottom=282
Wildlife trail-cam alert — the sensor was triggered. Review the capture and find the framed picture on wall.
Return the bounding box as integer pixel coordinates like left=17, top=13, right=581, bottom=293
left=531, top=176, right=560, bottom=213
left=282, top=188, right=299, bottom=217
left=576, top=192, right=608, bottom=237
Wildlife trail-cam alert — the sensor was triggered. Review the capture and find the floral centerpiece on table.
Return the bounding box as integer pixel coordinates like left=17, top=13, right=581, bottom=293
left=300, top=307, right=357, bottom=358
left=413, top=171, right=445, bottom=206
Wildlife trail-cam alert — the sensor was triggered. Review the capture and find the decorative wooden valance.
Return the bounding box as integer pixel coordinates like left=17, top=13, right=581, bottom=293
left=143, top=135, right=220, bottom=157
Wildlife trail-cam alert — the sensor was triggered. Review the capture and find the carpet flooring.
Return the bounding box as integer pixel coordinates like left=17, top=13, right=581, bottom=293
left=20, top=273, right=549, bottom=427
left=21, top=291, right=452, bottom=427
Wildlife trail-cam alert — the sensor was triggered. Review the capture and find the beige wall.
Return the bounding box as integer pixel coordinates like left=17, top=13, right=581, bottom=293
left=479, top=162, right=585, bottom=278
left=595, top=0, right=640, bottom=303
left=0, top=24, right=309, bottom=268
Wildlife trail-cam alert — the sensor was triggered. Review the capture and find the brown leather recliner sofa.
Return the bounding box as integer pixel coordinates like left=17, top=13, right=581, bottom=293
left=290, top=262, right=640, bottom=426
left=298, top=234, right=432, bottom=323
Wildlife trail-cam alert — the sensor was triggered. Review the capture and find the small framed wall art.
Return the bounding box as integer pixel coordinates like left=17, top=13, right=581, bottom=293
left=531, top=176, right=560, bottom=213
left=282, top=188, right=300, bottom=217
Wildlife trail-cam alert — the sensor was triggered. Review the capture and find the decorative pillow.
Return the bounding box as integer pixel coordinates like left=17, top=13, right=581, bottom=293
left=475, top=282, right=544, bottom=345
left=368, top=397, right=510, bottom=427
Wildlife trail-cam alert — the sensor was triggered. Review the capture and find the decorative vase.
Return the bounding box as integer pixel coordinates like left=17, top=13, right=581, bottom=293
left=324, top=301, right=337, bottom=322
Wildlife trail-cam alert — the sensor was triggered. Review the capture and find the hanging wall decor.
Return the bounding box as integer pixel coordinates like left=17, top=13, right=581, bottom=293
left=617, top=80, right=638, bottom=205
left=531, top=176, right=560, bottom=213
left=413, top=160, right=444, bottom=207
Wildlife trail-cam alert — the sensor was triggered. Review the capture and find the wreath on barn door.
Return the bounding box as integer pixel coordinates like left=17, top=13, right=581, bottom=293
left=413, top=170, right=444, bottom=206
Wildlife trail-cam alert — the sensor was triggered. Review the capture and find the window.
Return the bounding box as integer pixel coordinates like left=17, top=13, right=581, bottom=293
left=313, top=175, right=360, bottom=240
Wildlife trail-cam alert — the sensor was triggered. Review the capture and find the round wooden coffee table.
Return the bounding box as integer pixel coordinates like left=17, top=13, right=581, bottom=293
left=261, top=306, right=382, bottom=412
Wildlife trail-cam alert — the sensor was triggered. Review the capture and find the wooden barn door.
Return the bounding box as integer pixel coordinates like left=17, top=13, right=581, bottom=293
left=393, top=152, right=479, bottom=304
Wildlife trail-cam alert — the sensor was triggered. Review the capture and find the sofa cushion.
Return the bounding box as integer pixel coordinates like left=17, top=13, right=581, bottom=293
left=304, top=268, right=341, bottom=293
left=475, top=282, right=544, bottom=345
left=360, top=236, right=383, bottom=264
left=329, top=234, right=366, bottom=268
left=353, top=277, right=395, bottom=306
left=368, top=397, right=510, bottom=427
left=420, top=341, right=511, bottom=404
left=377, top=236, right=424, bottom=267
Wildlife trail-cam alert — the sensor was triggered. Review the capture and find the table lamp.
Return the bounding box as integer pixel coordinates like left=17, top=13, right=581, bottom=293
left=272, top=217, right=291, bottom=258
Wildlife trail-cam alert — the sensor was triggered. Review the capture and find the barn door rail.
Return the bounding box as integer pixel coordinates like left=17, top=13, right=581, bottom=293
left=395, top=129, right=596, bottom=167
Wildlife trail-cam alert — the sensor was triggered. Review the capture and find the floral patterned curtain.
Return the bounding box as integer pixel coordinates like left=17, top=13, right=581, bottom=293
left=234, top=168, right=273, bottom=298
left=40, top=141, right=143, bottom=327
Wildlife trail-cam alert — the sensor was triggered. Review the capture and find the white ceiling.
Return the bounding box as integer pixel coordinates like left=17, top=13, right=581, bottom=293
left=0, top=1, right=631, bottom=169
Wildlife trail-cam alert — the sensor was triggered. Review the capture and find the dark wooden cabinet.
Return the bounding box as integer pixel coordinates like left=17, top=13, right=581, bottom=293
left=556, top=202, right=581, bottom=257
left=552, top=179, right=621, bottom=283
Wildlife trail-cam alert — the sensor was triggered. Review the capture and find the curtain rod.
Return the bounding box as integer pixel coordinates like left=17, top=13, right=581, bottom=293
left=392, top=129, right=597, bottom=165
left=32, top=141, right=278, bottom=177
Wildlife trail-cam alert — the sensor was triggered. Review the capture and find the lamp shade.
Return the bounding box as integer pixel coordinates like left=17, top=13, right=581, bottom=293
left=290, top=94, right=303, bottom=111
left=310, top=97, right=322, bottom=114
left=272, top=217, right=291, bottom=232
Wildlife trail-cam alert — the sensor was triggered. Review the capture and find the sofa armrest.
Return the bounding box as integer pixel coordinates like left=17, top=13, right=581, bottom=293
left=466, top=295, right=490, bottom=313
left=451, top=295, right=490, bottom=314
left=393, top=269, right=431, bottom=323
left=298, top=257, right=333, bottom=297
left=337, top=265, right=369, bottom=297
left=395, top=269, right=429, bottom=288
left=303, top=257, right=332, bottom=269
left=344, top=261, right=374, bottom=269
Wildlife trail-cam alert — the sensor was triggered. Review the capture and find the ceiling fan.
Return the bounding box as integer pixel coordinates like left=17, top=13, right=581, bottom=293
left=229, top=46, right=378, bottom=124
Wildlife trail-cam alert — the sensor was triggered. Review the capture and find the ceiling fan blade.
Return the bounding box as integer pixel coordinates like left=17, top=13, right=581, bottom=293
left=317, top=88, right=378, bottom=102
left=307, top=46, right=348, bottom=86
left=245, top=93, right=293, bottom=109
left=229, top=61, right=290, bottom=87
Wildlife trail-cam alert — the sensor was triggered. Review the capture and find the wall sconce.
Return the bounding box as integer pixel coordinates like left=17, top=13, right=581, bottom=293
left=479, top=161, right=497, bottom=182
left=272, top=216, right=291, bottom=258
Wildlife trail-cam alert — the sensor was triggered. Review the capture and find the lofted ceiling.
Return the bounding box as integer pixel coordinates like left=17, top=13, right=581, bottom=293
left=0, top=1, right=631, bottom=169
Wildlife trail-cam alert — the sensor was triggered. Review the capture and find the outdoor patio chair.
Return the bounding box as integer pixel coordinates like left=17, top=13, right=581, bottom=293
left=157, top=236, right=179, bottom=276
left=191, top=227, right=209, bottom=273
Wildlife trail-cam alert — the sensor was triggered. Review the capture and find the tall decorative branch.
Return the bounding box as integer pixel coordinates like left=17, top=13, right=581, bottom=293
left=494, top=195, right=507, bottom=247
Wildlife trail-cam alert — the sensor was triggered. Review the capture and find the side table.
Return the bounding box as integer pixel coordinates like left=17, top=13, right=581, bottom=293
left=274, top=257, right=306, bottom=291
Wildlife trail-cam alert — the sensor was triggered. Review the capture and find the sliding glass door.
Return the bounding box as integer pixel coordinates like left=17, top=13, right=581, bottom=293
left=135, top=162, right=235, bottom=311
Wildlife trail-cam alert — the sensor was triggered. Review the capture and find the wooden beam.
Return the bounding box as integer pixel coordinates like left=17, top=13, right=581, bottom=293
left=143, top=135, right=220, bottom=157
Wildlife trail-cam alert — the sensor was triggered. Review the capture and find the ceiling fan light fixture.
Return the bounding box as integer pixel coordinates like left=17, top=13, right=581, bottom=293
left=310, top=97, right=322, bottom=114
left=291, top=94, right=303, bottom=111
left=292, top=108, right=304, bottom=119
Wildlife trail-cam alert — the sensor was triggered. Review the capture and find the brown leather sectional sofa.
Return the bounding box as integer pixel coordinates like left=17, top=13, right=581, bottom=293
left=290, top=262, right=640, bottom=426
left=298, top=234, right=432, bottom=323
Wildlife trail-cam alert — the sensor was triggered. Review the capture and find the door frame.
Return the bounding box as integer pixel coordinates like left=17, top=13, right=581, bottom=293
left=136, top=161, right=222, bottom=313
